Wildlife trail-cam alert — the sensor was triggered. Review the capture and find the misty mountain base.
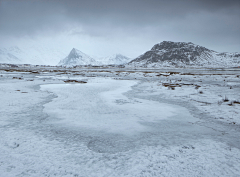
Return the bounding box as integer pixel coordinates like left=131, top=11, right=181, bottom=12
left=1, top=41, right=239, bottom=68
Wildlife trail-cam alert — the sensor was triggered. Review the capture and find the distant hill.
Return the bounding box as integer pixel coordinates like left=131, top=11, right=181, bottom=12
left=128, top=41, right=240, bottom=68
left=58, top=48, right=131, bottom=66
left=0, top=46, right=65, bottom=65
left=99, top=54, right=131, bottom=65
left=0, top=47, right=23, bottom=64
left=58, top=48, right=99, bottom=66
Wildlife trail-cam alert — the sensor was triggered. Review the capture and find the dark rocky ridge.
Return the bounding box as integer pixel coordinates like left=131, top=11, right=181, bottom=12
left=128, top=41, right=240, bottom=67
left=130, top=41, right=213, bottom=64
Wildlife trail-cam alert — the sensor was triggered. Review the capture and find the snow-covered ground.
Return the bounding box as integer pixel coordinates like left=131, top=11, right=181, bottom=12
left=0, top=67, right=240, bottom=176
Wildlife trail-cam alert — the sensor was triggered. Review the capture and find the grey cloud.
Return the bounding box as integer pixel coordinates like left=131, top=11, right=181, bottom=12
left=1, top=0, right=239, bottom=36
left=0, top=0, right=239, bottom=53
left=0, top=0, right=68, bottom=36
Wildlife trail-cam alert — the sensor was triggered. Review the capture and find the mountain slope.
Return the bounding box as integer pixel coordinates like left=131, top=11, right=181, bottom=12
left=0, top=46, right=66, bottom=65
left=58, top=48, right=98, bottom=66
left=0, top=47, right=23, bottom=64
left=128, top=41, right=240, bottom=68
left=99, top=54, right=131, bottom=65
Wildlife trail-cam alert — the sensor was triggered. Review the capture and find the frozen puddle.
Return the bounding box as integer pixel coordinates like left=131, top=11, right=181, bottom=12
left=39, top=78, right=215, bottom=154
left=41, top=78, right=197, bottom=135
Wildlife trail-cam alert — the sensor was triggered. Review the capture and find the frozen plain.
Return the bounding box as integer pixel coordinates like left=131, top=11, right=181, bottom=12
left=0, top=67, right=240, bottom=176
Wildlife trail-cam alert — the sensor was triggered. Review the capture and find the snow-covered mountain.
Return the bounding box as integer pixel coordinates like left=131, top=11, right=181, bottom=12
left=0, top=46, right=66, bottom=65
left=128, top=41, right=240, bottom=68
left=58, top=48, right=99, bottom=66
left=0, top=47, right=23, bottom=64
left=0, top=45, right=130, bottom=66
left=99, top=54, right=131, bottom=65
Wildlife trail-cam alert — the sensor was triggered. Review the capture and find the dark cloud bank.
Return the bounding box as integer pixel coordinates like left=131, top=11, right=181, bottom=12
left=0, top=0, right=239, bottom=56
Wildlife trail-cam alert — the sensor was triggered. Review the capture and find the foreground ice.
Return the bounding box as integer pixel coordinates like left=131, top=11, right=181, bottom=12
left=0, top=69, right=240, bottom=176
left=40, top=78, right=192, bottom=135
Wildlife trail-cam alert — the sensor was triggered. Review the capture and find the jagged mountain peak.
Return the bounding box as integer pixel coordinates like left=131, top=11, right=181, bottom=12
left=58, top=48, right=98, bottom=66
left=70, top=47, right=80, bottom=53
left=68, top=48, right=85, bottom=57
left=151, top=41, right=210, bottom=52
left=128, top=41, right=240, bottom=68
left=70, top=48, right=77, bottom=53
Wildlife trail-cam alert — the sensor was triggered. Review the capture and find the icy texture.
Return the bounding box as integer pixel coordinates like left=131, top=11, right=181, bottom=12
left=0, top=68, right=240, bottom=176
left=40, top=79, right=184, bottom=135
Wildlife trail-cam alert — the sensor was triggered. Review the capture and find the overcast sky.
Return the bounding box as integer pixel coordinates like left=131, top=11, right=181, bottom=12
left=0, top=0, right=239, bottom=58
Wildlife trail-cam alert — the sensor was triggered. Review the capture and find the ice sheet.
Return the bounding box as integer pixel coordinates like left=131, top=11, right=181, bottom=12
left=41, top=78, right=186, bottom=135
left=1, top=70, right=240, bottom=176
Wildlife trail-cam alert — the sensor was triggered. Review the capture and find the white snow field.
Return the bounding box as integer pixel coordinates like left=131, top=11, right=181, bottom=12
left=0, top=67, right=240, bottom=176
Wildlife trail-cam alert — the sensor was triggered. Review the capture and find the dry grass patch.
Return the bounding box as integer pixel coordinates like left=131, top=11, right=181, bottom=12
left=233, top=100, right=240, bottom=104
left=64, top=80, right=87, bottom=83
left=223, top=96, right=229, bottom=102
left=180, top=73, right=195, bottom=75
left=162, top=83, right=181, bottom=88
left=12, top=77, right=23, bottom=80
